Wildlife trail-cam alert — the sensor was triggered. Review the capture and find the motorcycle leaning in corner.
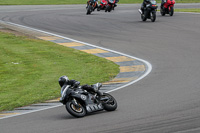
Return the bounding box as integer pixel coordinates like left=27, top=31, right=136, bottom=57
left=97, top=0, right=108, bottom=11
left=86, top=0, right=98, bottom=15
left=105, top=0, right=116, bottom=12
left=59, top=76, right=117, bottom=118
left=97, top=0, right=118, bottom=12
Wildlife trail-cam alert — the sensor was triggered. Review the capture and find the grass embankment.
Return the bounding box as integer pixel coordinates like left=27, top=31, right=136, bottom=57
left=0, top=31, right=119, bottom=112
left=158, top=8, right=200, bottom=13
left=120, top=0, right=200, bottom=4
left=0, top=0, right=199, bottom=5
left=175, top=8, right=200, bottom=13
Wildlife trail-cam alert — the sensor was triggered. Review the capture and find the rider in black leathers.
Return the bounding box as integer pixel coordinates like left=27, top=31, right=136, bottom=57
left=140, top=0, right=150, bottom=14
left=59, top=76, right=102, bottom=96
left=161, top=0, right=166, bottom=9
left=86, top=0, right=98, bottom=10
left=115, top=0, right=119, bottom=7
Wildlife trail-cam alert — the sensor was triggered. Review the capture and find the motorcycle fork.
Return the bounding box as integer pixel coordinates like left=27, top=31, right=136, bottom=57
left=168, top=5, right=173, bottom=10
left=94, top=2, right=97, bottom=7
left=72, top=98, right=81, bottom=108
left=92, top=94, right=99, bottom=103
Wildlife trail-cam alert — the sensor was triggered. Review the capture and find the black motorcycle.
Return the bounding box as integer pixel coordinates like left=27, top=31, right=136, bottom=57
left=86, top=0, right=98, bottom=15
left=60, top=83, right=117, bottom=118
left=139, top=0, right=158, bottom=22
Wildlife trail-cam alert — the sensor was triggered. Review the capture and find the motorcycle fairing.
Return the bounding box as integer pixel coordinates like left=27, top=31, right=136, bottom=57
left=86, top=103, right=103, bottom=113
left=164, top=0, right=175, bottom=9
left=60, top=85, right=70, bottom=104
left=71, top=90, right=104, bottom=113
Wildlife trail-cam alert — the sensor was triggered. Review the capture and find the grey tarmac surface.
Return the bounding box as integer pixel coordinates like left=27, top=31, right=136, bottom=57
left=0, top=4, right=200, bottom=133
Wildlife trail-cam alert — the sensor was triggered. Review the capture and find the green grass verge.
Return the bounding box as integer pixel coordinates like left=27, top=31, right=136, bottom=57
left=158, top=8, right=200, bottom=13
left=0, top=0, right=199, bottom=5
left=120, top=0, right=200, bottom=4
left=174, top=0, right=200, bottom=3
left=175, top=8, right=200, bottom=13
left=0, top=31, right=119, bottom=112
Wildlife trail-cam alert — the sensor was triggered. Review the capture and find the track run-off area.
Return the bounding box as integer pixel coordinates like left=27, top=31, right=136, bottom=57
left=0, top=4, right=200, bottom=133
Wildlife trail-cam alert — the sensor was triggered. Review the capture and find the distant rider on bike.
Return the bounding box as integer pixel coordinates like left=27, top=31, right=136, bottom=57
left=86, top=0, right=98, bottom=10
left=161, top=0, right=166, bottom=9
left=139, top=0, right=151, bottom=14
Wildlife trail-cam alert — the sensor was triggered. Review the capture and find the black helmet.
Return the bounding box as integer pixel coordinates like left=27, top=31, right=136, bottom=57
left=58, top=76, right=69, bottom=87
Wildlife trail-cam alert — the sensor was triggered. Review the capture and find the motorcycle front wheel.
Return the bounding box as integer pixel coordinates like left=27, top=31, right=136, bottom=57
left=101, top=93, right=117, bottom=111
left=66, top=99, right=86, bottom=118
left=151, top=11, right=156, bottom=22
left=86, top=5, right=92, bottom=15
left=105, top=5, right=109, bottom=12
left=169, top=7, right=174, bottom=16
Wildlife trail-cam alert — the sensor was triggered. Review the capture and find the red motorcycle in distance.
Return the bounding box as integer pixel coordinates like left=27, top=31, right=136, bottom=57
left=160, top=0, right=175, bottom=16
left=98, top=0, right=116, bottom=12
left=97, top=0, right=108, bottom=11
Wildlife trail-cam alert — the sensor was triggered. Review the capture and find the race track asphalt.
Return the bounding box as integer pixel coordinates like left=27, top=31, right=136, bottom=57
left=0, top=4, right=200, bottom=133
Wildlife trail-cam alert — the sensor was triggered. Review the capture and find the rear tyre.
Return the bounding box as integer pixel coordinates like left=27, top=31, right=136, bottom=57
left=101, top=93, right=117, bottom=111
left=160, top=6, right=165, bottom=16
left=169, top=7, right=174, bottom=16
left=66, top=99, right=86, bottom=118
left=141, top=14, right=147, bottom=21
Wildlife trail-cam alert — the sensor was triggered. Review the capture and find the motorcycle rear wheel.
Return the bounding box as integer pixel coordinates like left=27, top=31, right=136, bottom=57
left=101, top=93, right=117, bottom=111
left=141, top=14, right=147, bottom=21
left=160, top=6, right=165, bottom=16
left=66, top=99, right=86, bottom=118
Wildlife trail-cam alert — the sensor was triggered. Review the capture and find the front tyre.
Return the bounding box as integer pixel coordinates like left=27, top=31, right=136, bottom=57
left=86, top=5, right=92, bottom=15
left=102, top=93, right=117, bottom=111
left=169, top=6, right=174, bottom=16
left=66, top=99, right=86, bottom=118
left=105, top=5, right=109, bottom=12
left=151, top=11, right=156, bottom=22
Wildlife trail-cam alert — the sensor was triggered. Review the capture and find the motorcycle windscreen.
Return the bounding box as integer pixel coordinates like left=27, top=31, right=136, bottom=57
left=91, top=0, right=97, bottom=3
left=150, top=0, right=157, bottom=5
left=109, top=0, right=115, bottom=3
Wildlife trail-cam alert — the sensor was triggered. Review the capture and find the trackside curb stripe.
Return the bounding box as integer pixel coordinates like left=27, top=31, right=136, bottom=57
left=0, top=20, right=152, bottom=119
